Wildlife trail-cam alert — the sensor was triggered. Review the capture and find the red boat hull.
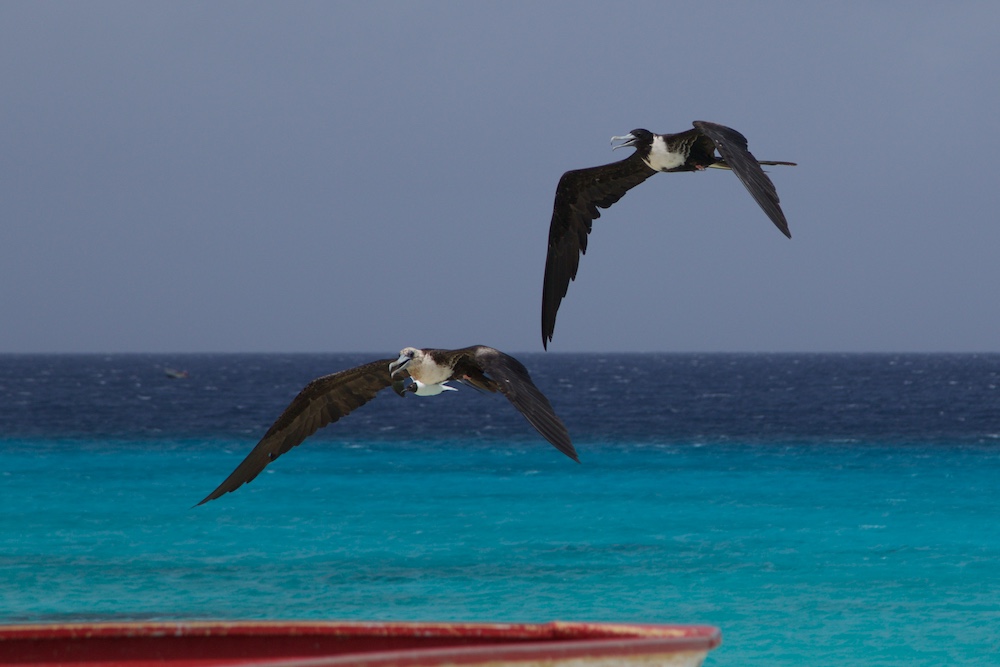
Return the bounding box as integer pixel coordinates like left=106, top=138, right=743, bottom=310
left=0, top=620, right=720, bottom=667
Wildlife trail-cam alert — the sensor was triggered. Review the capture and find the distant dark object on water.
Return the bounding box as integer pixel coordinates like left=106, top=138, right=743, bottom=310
left=164, top=368, right=189, bottom=379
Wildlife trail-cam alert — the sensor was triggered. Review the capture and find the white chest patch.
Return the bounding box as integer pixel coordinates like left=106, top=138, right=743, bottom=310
left=409, top=358, right=453, bottom=385
left=644, top=135, right=686, bottom=172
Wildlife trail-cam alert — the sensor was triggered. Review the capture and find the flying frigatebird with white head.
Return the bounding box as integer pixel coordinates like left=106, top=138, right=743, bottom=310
left=542, top=120, right=796, bottom=349
left=196, top=346, right=577, bottom=505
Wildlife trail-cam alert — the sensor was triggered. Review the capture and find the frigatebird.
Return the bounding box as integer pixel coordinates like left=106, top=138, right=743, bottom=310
left=542, top=120, right=796, bottom=349
left=196, top=346, right=577, bottom=505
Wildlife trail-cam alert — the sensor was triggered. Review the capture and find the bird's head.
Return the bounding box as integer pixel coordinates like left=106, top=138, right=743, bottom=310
left=611, top=128, right=653, bottom=151
left=389, top=347, right=420, bottom=378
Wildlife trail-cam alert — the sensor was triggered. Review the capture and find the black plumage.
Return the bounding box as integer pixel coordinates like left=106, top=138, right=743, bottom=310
left=542, top=120, right=796, bottom=349
left=197, top=346, right=577, bottom=505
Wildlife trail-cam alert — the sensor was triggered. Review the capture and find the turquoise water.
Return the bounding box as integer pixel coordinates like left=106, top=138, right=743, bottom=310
left=2, top=354, right=999, bottom=665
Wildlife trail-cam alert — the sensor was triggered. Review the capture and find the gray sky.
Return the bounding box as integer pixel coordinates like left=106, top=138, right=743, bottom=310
left=2, top=2, right=998, bottom=353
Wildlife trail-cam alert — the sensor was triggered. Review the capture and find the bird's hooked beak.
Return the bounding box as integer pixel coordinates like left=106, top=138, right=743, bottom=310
left=610, top=132, right=638, bottom=151
left=389, top=353, right=411, bottom=378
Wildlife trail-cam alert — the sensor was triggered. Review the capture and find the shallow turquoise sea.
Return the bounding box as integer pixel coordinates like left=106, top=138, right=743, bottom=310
left=2, top=354, right=999, bottom=666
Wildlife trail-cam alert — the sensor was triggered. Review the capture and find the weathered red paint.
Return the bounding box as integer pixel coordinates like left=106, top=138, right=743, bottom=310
left=0, top=620, right=721, bottom=667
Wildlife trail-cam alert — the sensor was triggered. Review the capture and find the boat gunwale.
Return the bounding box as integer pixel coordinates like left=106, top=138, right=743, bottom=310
left=0, top=620, right=721, bottom=666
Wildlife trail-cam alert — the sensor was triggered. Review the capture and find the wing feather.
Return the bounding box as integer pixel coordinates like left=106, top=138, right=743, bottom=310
left=692, top=120, right=792, bottom=238
left=197, top=358, right=397, bottom=505
left=542, top=153, right=656, bottom=348
left=462, top=346, right=579, bottom=462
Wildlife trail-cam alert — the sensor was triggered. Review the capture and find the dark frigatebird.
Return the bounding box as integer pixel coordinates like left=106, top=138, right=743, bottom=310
left=196, top=346, right=578, bottom=505
left=542, top=120, right=796, bottom=348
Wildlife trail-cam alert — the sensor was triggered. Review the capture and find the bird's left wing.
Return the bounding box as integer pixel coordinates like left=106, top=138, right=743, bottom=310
left=197, top=358, right=397, bottom=505
left=693, top=120, right=792, bottom=238
left=464, top=346, right=579, bottom=462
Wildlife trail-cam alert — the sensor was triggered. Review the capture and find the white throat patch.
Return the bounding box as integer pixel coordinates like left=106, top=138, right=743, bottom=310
left=644, top=135, right=686, bottom=172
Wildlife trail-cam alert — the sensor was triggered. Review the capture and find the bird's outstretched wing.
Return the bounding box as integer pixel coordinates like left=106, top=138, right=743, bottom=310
left=693, top=120, right=792, bottom=238
left=542, top=153, right=656, bottom=349
left=197, top=358, right=397, bottom=505
left=457, top=346, right=579, bottom=462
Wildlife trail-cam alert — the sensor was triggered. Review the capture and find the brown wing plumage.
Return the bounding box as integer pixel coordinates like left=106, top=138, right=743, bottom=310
left=542, top=152, right=656, bottom=349
left=196, top=358, right=397, bottom=505
left=449, top=346, right=578, bottom=462
left=692, top=120, right=793, bottom=238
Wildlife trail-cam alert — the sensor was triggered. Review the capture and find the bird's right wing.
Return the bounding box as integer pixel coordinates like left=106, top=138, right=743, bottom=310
left=542, top=153, right=656, bottom=349
left=196, top=358, right=397, bottom=505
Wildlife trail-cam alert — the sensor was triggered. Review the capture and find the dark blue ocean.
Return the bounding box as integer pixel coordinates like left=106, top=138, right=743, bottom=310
left=2, top=353, right=998, bottom=666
